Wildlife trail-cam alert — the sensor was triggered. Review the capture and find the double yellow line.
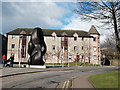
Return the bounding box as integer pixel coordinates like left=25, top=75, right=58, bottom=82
left=62, top=80, right=72, bottom=90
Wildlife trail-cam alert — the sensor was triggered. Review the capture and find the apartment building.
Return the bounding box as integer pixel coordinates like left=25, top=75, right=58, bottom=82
left=7, top=25, right=100, bottom=64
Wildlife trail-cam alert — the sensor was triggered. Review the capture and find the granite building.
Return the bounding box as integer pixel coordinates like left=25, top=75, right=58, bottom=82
left=7, top=25, right=100, bottom=64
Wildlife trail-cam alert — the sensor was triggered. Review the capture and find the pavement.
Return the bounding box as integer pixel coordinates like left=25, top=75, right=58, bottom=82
left=57, top=76, right=95, bottom=89
left=0, top=64, right=69, bottom=78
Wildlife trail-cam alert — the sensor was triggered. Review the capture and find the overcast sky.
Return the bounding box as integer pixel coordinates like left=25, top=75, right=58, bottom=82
left=1, top=0, right=113, bottom=44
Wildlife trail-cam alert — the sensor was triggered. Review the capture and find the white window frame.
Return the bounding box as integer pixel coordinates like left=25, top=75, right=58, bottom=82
left=74, top=37, right=77, bottom=41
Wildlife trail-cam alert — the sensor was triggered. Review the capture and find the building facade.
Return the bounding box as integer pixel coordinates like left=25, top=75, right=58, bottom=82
left=0, top=34, right=7, bottom=64
left=7, top=25, right=100, bottom=64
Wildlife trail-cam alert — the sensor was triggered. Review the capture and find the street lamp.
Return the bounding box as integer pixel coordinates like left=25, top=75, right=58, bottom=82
left=52, top=49, right=55, bottom=67
left=62, top=46, right=64, bottom=67
left=19, top=36, right=22, bottom=68
left=68, top=47, right=70, bottom=67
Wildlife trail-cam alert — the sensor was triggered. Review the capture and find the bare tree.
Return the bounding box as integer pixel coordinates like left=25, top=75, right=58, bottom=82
left=101, top=35, right=118, bottom=59
left=75, top=0, right=120, bottom=53
left=81, top=38, right=91, bottom=63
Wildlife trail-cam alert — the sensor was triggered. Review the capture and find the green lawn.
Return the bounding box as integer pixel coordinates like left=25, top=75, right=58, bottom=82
left=89, top=71, right=119, bottom=88
left=45, top=62, right=100, bottom=66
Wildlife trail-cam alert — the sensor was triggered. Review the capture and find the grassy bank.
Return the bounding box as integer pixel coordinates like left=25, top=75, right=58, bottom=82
left=89, top=71, right=119, bottom=88
left=45, top=62, right=100, bottom=66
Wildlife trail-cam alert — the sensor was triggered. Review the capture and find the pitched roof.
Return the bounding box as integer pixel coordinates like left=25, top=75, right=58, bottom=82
left=7, top=28, right=92, bottom=37
left=89, top=25, right=100, bottom=35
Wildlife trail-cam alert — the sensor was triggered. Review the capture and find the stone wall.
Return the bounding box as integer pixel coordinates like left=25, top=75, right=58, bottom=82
left=110, top=59, right=120, bottom=66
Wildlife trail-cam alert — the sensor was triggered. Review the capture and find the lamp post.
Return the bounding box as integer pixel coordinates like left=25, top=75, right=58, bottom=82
left=52, top=54, right=54, bottom=67
left=19, top=37, right=22, bottom=68
left=62, top=46, right=64, bottom=67
left=52, top=49, right=55, bottom=67
left=68, top=47, right=70, bottom=67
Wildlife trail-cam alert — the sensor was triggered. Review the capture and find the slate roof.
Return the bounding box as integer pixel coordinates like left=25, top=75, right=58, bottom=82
left=89, top=25, right=100, bottom=35
left=7, top=28, right=93, bottom=37
left=7, top=26, right=99, bottom=37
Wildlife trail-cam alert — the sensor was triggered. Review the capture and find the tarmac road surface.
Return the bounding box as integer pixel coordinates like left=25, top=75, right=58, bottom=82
left=1, top=66, right=118, bottom=89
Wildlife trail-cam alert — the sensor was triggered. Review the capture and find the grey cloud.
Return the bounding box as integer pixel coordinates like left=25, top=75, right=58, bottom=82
left=2, top=2, right=68, bottom=33
left=2, top=2, right=17, bottom=18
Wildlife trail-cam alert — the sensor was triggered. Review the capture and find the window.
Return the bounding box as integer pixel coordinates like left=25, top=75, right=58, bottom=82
left=23, top=35, right=26, bottom=39
left=82, top=55, right=84, bottom=59
left=61, top=37, right=65, bottom=41
left=93, top=46, right=97, bottom=51
left=93, top=37, right=96, bottom=41
left=52, top=55, right=55, bottom=59
left=52, top=36, right=55, bottom=40
left=98, top=56, right=100, bottom=60
left=94, top=55, right=96, bottom=60
left=98, top=37, right=99, bottom=43
left=74, top=37, right=77, bottom=41
left=98, top=47, right=99, bottom=52
left=82, top=37, right=84, bottom=41
left=61, top=36, right=68, bottom=41
left=82, top=46, right=84, bottom=50
left=20, top=35, right=26, bottom=58
left=52, top=45, right=55, bottom=50
left=11, top=53, right=14, bottom=55
left=11, top=44, right=15, bottom=48
left=69, top=55, right=72, bottom=59
left=74, top=46, right=77, bottom=51
left=20, top=35, right=23, bottom=38
left=21, top=45, right=26, bottom=58
left=12, top=35, right=15, bottom=39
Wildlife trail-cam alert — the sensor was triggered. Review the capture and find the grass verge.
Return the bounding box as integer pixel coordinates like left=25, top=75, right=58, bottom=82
left=45, top=62, right=100, bottom=66
left=88, top=71, right=119, bottom=88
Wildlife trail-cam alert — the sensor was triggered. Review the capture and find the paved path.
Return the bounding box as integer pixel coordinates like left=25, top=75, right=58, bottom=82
left=72, top=76, right=94, bottom=88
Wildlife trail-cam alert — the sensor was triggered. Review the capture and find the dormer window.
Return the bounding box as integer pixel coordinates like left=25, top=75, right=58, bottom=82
left=73, top=33, right=78, bottom=41
left=74, top=37, right=77, bottom=41
left=12, top=35, right=15, bottom=39
left=52, top=36, right=55, bottom=40
left=52, top=32, right=56, bottom=40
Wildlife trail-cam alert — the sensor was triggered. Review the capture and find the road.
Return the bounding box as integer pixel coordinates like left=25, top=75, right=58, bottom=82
left=1, top=66, right=118, bottom=89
